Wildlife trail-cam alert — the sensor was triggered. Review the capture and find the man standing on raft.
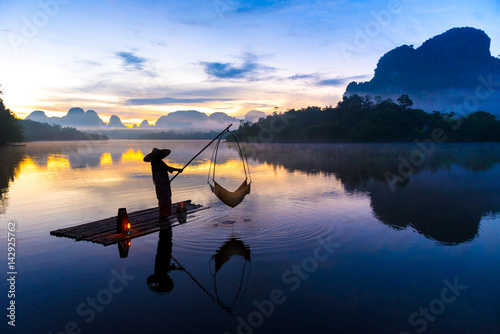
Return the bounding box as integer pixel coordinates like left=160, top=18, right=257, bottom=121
left=144, top=148, right=183, bottom=220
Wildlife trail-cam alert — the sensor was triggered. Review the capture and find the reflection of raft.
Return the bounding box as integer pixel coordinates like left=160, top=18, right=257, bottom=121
left=49, top=200, right=207, bottom=246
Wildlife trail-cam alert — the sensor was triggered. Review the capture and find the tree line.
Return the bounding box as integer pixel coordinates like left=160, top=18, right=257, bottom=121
left=1, top=96, right=107, bottom=145
left=3, top=93, right=500, bottom=145
left=0, top=97, right=23, bottom=145
left=139, top=130, right=223, bottom=140
left=19, top=119, right=108, bottom=141
left=231, top=95, right=500, bottom=143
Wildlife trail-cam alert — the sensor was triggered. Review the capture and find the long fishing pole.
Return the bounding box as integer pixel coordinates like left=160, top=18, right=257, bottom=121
left=170, top=124, right=232, bottom=182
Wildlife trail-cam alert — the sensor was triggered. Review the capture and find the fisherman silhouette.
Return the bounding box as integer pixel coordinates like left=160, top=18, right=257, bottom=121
left=143, top=148, right=183, bottom=220
left=147, top=225, right=181, bottom=294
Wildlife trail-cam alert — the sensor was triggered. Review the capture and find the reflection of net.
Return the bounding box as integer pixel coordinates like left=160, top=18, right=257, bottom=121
left=171, top=256, right=233, bottom=314
left=209, top=237, right=251, bottom=313
left=208, top=132, right=251, bottom=208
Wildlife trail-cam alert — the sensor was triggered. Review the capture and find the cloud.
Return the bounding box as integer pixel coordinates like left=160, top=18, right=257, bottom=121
left=288, top=73, right=318, bottom=80
left=200, top=54, right=275, bottom=80
left=240, top=102, right=275, bottom=109
left=116, top=51, right=146, bottom=71
left=220, top=0, right=289, bottom=14
left=316, top=75, right=371, bottom=86
left=151, top=39, right=167, bottom=47
left=76, top=60, right=103, bottom=67
left=317, top=78, right=346, bottom=86
left=165, top=0, right=294, bottom=26
left=201, top=61, right=257, bottom=79
left=126, top=97, right=233, bottom=105
left=245, top=109, right=266, bottom=122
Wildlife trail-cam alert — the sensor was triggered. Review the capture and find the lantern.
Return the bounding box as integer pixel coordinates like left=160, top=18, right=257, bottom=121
left=176, top=202, right=187, bottom=224
left=117, top=208, right=129, bottom=233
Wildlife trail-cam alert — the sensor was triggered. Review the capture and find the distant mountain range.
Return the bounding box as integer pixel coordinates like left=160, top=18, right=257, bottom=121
left=156, top=110, right=238, bottom=130
left=26, top=108, right=245, bottom=131
left=28, top=108, right=106, bottom=127
left=345, top=27, right=500, bottom=115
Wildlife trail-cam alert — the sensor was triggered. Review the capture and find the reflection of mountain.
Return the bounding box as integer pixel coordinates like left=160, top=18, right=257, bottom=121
left=244, top=143, right=500, bottom=244
left=0, top=147, right=25, bottom=213
left=368, top=169, right=500, bottom=244
left=345, top=27, right=500, bottom=115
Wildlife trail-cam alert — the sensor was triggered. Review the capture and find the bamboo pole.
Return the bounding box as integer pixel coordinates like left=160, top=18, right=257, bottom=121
left=170, top=124, right=232, bottom=182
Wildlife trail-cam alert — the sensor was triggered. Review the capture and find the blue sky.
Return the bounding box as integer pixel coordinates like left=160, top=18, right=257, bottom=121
left=1, top=0, right=499, bottom=125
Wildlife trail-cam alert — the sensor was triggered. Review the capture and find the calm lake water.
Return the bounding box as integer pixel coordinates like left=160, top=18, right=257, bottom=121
left=1, top=140, right=500, bottom=333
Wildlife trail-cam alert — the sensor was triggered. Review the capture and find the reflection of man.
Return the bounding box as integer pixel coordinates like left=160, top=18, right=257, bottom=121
left=147, top=226, right=181, bottom=294
left=143, top=148, right=183, bottom=220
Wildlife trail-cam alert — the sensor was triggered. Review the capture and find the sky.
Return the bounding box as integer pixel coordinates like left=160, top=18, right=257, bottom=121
left=1, top=0, right=499, bottom=126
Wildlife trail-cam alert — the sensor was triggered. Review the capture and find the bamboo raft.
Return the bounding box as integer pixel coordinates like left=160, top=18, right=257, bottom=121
left=50, top=200, right=207, bottom=246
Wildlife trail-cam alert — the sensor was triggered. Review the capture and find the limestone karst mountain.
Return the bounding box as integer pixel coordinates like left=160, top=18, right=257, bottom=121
left=345, top=27, right=500, bottom=115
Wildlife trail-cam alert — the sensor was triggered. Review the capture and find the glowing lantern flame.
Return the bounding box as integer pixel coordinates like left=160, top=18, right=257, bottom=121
left=176, top=202, right=187, bottom=224
left=117, top=208, right=130, bottom=233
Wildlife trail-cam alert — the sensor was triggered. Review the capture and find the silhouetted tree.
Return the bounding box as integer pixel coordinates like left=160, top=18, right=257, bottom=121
left=397, top=94, right=413, bottom=110
left=19, top=119, right=108, bottom=141
left=0, top=96, right=23, bottom=145
left=138, top=130, right=222, bottom=140
left=231, top=94, right=500, bottom=143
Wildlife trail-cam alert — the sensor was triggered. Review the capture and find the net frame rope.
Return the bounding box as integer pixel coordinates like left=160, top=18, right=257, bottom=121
left=207, top=131, right=251, bottom=208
